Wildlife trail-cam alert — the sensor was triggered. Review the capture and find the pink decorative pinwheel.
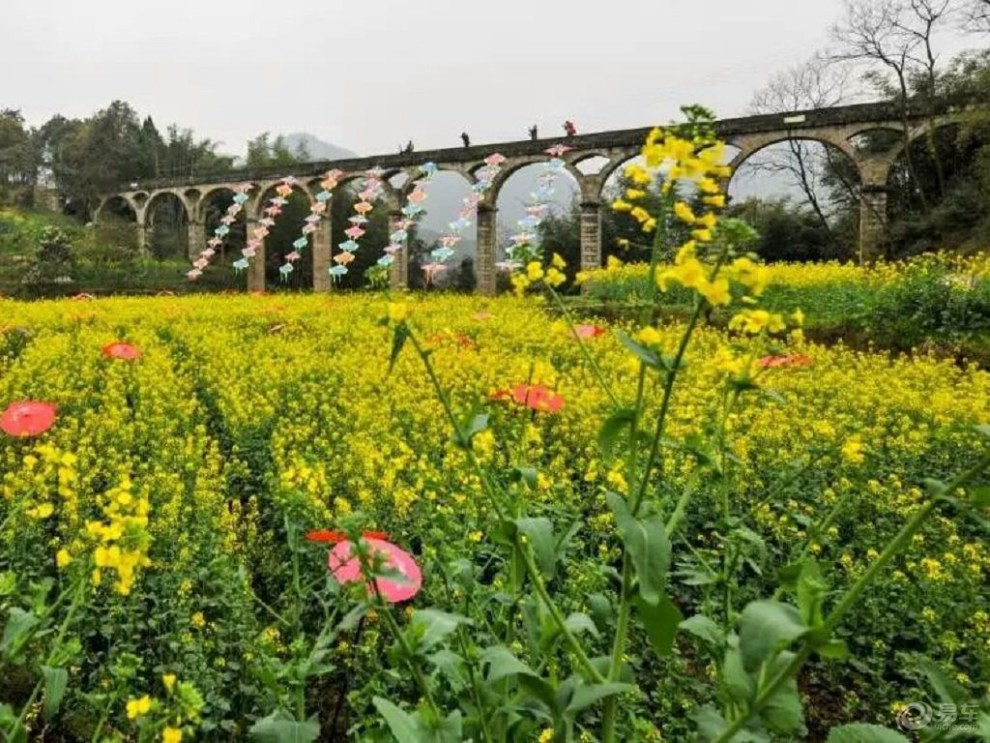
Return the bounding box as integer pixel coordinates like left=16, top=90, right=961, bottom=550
left=328, top=537, right=423, bottom=603
left=1, top=401, right=57, bottom=437
left=102, top=342, right=141, bottom=360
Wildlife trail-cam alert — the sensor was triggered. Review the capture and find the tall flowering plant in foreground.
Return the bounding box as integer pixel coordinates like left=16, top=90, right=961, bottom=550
left=377, top=107, right=990, bottom=742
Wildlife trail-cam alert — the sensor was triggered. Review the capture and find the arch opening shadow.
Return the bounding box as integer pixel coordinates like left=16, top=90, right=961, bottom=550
left=729, top=138, right=862, bottom=262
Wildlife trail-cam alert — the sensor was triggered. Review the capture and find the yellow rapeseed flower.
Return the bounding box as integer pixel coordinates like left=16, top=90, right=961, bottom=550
left=387, top=303, right=408, bottom=323
left=126, top=695, right=152, bottom=720
left=56, top=549, right=72, bottom=569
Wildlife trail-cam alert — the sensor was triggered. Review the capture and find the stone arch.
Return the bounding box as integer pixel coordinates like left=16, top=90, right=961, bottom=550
left=729, top=135, right=864, bottom=262
left=199, top=187, right=248, bottom=266
left=249, top=179, right=314, bottom=220
left=595, top=147, right=652, bottom=193
left=323, top=173, right=398, bottom=291
left=880, top=119, right=966, bottom=176
left=94, top=194, right=138, bottom=224
left=400, top=167, right=480, bottom=292
left=883, top=119, right=971, bottom=245
left=144, top=191, right=190, bottom=260
left=93, top=195, right=142, bottom=253
left=199, top=185, right=251, bottom=223
left=492, top=157, right=583, bottom=292
left=570, top=153, right=613, bottom=177
left=728, top=132, right=859, bottom=174
left=252, top=182, right=317, bottom=291
left=846, top=126, right=905, bottom=152
left=487, top=155, right=584, bottom=207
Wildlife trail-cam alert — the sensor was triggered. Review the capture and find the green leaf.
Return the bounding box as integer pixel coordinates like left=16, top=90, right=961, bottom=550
left=388, top=324, right=410, bottom=374
left=0, top=572, right=15, bottom=597
left=41, top=665, right=68, bottom=721
left=598, top=407, right=636, bottom=461
left=427, top=649, right=468, bottom=693
left=826, top=724, right=910, bottom=742
left=564, top=682, right=636, bottom=715
left=409, top=610, right=472, bottom=653
left=435, top=710, right=463, bottom=743
left=0, top=702, right=27, bottom=743
left=815, top=639, right=849, bottom=659
left=760, top=652, right=805, bottom=735
left=721, top=642, right=756, bottom=704
left=0, top=607, right=39, bottom=661
left=693, top=705, right=771, bottom=742
left=452, top=413, right=488, bottom=449
left=587, top=593, right=613, bottom=631
left=481, top=646, right=540, bottom=685
left=518, top=674, right=557, bottom=711
left=509, top=467, right=538, bottom=489
left=248, top=710, right=321, bottom=743
left=606, top=493, right=671, bottom=606
left=372, top=697, right=421, bottom=743
left=637, top=594, right=683, bottom=658
left=679, top=614, right=725, bottom=649
left=515, top=517, right=558, bottom=579
left=796, top=560, right=827, bottom=628
left=738, top=600, right=809, bottom=672
left=968, top=485, right=990, bottom=508
left=564, top=612, right=600, bottom=639
left=615, top=331, right=665, bottom=371
left=974, top=423, right=990, bottom=439
left=918, top=657, right=968, bottom=705
left=693, top=705, right=729, bottom=742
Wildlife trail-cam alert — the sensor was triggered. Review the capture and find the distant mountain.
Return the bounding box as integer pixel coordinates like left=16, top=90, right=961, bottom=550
left=282, top=133, right=358, bottom=162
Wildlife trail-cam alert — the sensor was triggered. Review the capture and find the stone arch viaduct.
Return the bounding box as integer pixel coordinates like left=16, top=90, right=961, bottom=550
left=94, top=100, right=979, bottom=294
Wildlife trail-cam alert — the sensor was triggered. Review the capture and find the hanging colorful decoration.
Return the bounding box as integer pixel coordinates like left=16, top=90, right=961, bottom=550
left=187, top=182, right=252, bottom=280
left=421, top=153, right=504, bottom=285
left=231, top=176, right=297, bottom=273
left=378, top=162, right=438, bottom=279
left=497, top=144, right=571, bottom=272
left=329, top=167, right=386, bottom=282
left=278, top=170, right=344, bottom=280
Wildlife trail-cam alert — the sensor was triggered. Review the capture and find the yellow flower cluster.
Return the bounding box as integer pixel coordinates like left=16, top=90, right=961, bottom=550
left=86, top=475, right=153, bottom=595
left=0, top=291, right=988, bottom=720
left=510, top=253, right=568, bottom=296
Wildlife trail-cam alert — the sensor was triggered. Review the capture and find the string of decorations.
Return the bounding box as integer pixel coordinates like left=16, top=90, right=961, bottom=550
left=378, top=162, right=438, bottom=279
left=497, top=144, right=570, bottom=272
left=187, top=182, right=252, bottom=280
left=421, top=153, right=505, bottom=285
left=330, top=167, right=386, bottom=282
left=278, top=169, right=344, bottom=280
left=232, top=176, right=296, bottom=273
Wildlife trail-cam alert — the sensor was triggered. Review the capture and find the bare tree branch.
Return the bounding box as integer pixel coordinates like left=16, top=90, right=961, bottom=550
left=962, top=0, right=990, bottom=31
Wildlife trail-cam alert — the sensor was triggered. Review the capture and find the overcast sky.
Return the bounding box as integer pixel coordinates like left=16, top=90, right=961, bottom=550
left=4, top=0, right=980, bottom=159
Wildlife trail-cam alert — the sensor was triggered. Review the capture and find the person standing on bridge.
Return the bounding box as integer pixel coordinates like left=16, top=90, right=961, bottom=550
left=460, top=132, right=470, bottom=147
left=563, top=120, right=577, bottom=137
left=529, top=124, right=538, bottom=140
